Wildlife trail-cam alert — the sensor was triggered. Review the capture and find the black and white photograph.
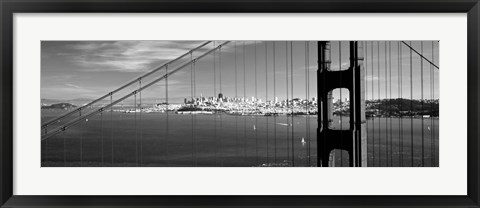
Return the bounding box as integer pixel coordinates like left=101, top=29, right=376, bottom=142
left=40, top=41, right=439, bottom=167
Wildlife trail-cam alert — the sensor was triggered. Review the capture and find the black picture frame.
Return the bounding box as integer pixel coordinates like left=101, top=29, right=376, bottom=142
left=1, top=0, right=479, bottom=207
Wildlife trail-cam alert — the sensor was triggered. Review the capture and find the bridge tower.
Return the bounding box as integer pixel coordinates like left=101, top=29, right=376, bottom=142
left=317, top=41, right=367, bottom=167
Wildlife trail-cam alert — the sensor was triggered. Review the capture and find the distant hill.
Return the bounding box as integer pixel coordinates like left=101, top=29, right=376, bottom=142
left=41, top=98, right=91, bottom=106
left=41, top=97, right=185, bottom=106
left=41, top=103, right=77, bottom=110
left=366, top=98, right=439, bottom=117
left=41, top=98, right=63, bottom=105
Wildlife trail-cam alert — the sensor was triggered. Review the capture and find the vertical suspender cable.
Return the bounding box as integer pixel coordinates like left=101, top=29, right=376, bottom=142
left=421, top=42, right=425, bottom=167
left=389, top=42, right=393, bottom=166
left=306, top=41, right=311, bottom=166
left=290, top=41, right=295, bottom=167
left=266, top=42, right=269, bottom=164
left=286, top=41, right=290, bottom=164
left=235, top=42, right=239, bottom=157
left=101, top=108, right=104, bottom=166
left=339, top=41, right=343, bottom=167
left=193, top=58, right=197, bottom=166
left=219, top=45, right=223, bottom=166
left=371, top=42, right=375, bottom=166
left=273, top=42, right=277, bottom=164
left=213, top=42, right=218, bottom=166
left=63, top=130, right=66, bottom=166
left=377, top=41, right=380, bottom=166
left=134, top=92, right=138, bottom=166
left=365, top=42, right=369, bottom=166
left=431, top=41, right=436, bottom=166
left=328, top=44, right=332, bottom=166
left=213, top=42, right=217, bottom=98
left=410, top=41, right=414, bottom=167
left=190, top=52, right=195, bottom=166
left=399, top=42, right=403, bottom=167
left=46, top=128, right=50, bottom=164
left=80, top=111, right=83, bottom=166
left=219, top=46, right=222, bottom=95
left=308, top=42, right=311, bottom=166
left=194, top=55, right=198, bottom=166
left=305, top=41, right=309, bottom=166
left=191, top=52, right=194, bottom=101
left=110, top=95, right=113, bottom=165
left=43, top=129, right=47, bottom=165
left=243, top=41, right=247, bottom=163
left=385, top=41, right=388, bottom=167
left=254, top=41, right=258, bottom=165
left=139, top=79, right=142, bottom=166
left=79, top=109, right=84, bottom=165
left=308, top=42, right=312, bottom=166
left=193, top=53, right=196, bottom=98
left=192, top=52, right=197, bottom=166
left=397, top=42, right=401, bottom=166
left=430, top=41, right=434, bottom=167
left=165, top=64, right=169, bottom=165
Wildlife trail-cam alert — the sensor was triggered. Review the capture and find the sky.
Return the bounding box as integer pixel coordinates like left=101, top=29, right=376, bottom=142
left=41, top=41, right=439, bottom=104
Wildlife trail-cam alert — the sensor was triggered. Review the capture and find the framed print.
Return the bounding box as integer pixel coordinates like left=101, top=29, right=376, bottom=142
left=1, top=0, right=479, bottom=207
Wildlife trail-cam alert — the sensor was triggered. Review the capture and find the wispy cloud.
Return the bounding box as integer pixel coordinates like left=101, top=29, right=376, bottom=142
left=62, top=41, right=205, bottom=73
left=65, top=83, right=83, bottom=89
